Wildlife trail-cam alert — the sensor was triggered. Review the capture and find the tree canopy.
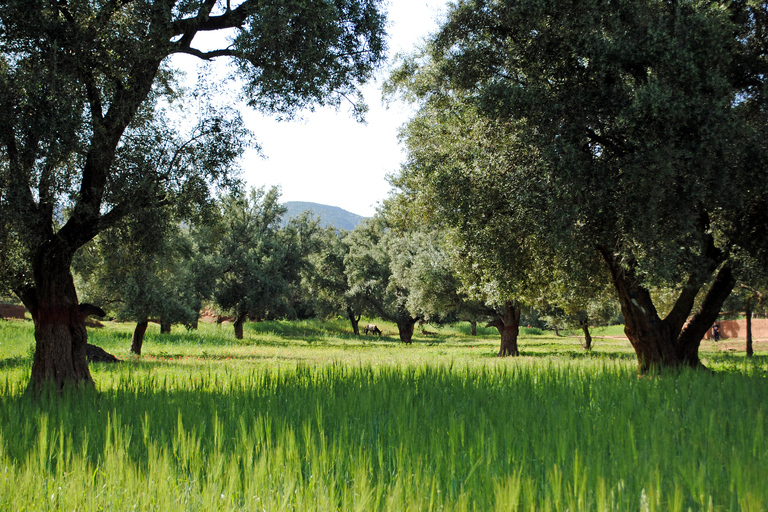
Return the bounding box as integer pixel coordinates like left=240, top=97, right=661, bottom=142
left=390, top=0, right=768, bottom=371
left=0, top=0, right=388, bottom=391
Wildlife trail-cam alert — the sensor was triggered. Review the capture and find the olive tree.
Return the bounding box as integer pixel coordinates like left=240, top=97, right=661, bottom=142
left=0, top=0, right=387, bottom=391
left=390, top=0, right=768, bottom=371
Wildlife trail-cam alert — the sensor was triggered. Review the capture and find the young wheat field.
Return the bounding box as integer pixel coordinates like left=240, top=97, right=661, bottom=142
left=1, top=318, right=766, bottom=511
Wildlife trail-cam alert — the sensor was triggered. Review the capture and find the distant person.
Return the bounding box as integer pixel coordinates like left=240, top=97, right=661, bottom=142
left=712, top=322, right=720, bottom=342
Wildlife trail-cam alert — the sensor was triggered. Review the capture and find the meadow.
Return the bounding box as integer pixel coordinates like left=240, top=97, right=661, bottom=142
left=0, top=318, right=767, bottom=511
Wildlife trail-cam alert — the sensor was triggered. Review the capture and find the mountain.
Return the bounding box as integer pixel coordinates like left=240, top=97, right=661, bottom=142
left=283, top=201, right=366, bottom=231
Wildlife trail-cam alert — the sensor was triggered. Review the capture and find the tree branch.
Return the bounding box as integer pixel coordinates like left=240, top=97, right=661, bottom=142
left=170, top=1, right=255, bottom=37
left=677, top=262, right=737, bottom=354
left=174, top=47, right=240, bottom=60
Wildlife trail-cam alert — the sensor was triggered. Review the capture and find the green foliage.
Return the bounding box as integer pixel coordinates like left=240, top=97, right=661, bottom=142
left=389, top=0, right=768, bottom=366
left=0, top=0, right=388, bottom=387
left=344, top=216, right=422, bottom=331
left=303, top=227, right=363, bottom=322
left=74, top=212, right=204, bottom=328
left=213, top=186, right=319, bottom=322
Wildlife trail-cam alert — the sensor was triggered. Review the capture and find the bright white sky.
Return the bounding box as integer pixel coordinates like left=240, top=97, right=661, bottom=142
left=175, top=0, right=450, bottom=218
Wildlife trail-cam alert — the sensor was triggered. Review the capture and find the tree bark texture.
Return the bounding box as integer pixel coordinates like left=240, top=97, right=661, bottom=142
left=397, top=320, right=417, bottom=344
left=601, top=250, right=735, bottom=372
left=498, top=302, right=521, bottom=357
left=233, top=312, right=246, bottom=340
left=746, top=304, right=754, bottom=358
left=347, top=307, right=361, bottom=336
left=131, top=319, right=149, bottom=355
left=580, top=319, right=593, bottom=350
left=24, top=246, right=93, bottom=393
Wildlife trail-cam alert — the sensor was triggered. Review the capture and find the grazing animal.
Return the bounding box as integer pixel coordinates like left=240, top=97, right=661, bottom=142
left=364, top=323, right=382, bottom=335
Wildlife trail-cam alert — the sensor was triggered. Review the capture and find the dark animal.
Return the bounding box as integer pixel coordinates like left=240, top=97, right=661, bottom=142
left=364, top=323, right=382, bottom=335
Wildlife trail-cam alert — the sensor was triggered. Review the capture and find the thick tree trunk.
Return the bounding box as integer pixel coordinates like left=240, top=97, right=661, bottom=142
left=601, top=249, right=735, bottom=372
left=397, top=320, right=417, bottom=344
left=131, top=319, right=149, bottom=355
left=746, top=303, right=754, bottom=358
left=160, top=321, right=171, bottom=334
left=498, top=302, right=521, bottom=357
left=23, top=247, right=93, bottom=393
left=347, top=306, right=361, bottom=336
left=470, top=320, right=477, bottom=336
left=233, top=312, right=247, bottom=340
left=580, top=318, right=593, bottom=350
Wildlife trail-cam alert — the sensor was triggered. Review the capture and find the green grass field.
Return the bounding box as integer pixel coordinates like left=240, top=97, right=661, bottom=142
left=1, top=318, right=767, bottom=511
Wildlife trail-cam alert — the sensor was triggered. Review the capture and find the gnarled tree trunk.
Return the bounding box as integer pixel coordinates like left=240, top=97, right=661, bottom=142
left=22, top=246, right=93, bottom=393
left=487, top=303, right=521, bottom=356
left=233, top=312, right=247, bottom=340
left=397, top=319, right=418, bottom=344
left=347, top=306, right=361, bottom=336
left=131, top=319, right=149, bottom=355
left=602, top=249, right=735, bottom=372
left=580, top=318, right=592, bottom=350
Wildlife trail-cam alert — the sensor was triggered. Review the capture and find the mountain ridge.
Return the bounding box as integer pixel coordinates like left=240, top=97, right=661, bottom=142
left=283, top=201, right=366, bottom=231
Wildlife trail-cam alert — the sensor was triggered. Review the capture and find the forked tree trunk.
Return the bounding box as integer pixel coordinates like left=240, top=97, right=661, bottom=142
left=233, top=312, right=247, bottom=340
left=746, top=303, right=754, bottom=358
left=580, top=318, right=593, bottom=350
left=131, top=319, right=149, bottom=355
left=22, top=247, right=93, bottom=393
left=397, top=319, right=418, bottom=344
left=347, top=306, right=361, bottom=336
left=601, top=249, right=735, bottom=372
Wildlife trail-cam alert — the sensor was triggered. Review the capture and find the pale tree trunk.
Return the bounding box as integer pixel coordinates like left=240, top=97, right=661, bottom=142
left=131, top=319, right=149, bottom=355
left=601, top=249, right=735, bottom=372
left=347, top=306, right=361, bottom=336
left=21, top=245, right=93, bottom=393
left=233, top=312, right=247, bottom=340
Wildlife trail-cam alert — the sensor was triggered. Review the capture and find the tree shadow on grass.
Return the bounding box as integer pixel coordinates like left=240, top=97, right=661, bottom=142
left=475, top=349, right=638, bottom=361
left=0, top=355, right=31, bottom=371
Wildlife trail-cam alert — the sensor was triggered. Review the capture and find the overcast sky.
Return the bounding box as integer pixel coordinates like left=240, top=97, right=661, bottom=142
left=184, top=1, right=451, bottom=218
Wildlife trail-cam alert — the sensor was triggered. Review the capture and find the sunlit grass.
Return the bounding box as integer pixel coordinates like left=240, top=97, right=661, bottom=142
left=1, top=318, right=767, bottom=510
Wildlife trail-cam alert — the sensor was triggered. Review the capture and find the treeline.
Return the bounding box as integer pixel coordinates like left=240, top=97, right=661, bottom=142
left=4, top=0, right=768, bottom=392
left=70, top=185, right=623, bottom=355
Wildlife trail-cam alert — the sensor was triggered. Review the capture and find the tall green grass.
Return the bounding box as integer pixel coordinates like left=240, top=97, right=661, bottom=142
left=1, top=319, right=767, bottom=510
